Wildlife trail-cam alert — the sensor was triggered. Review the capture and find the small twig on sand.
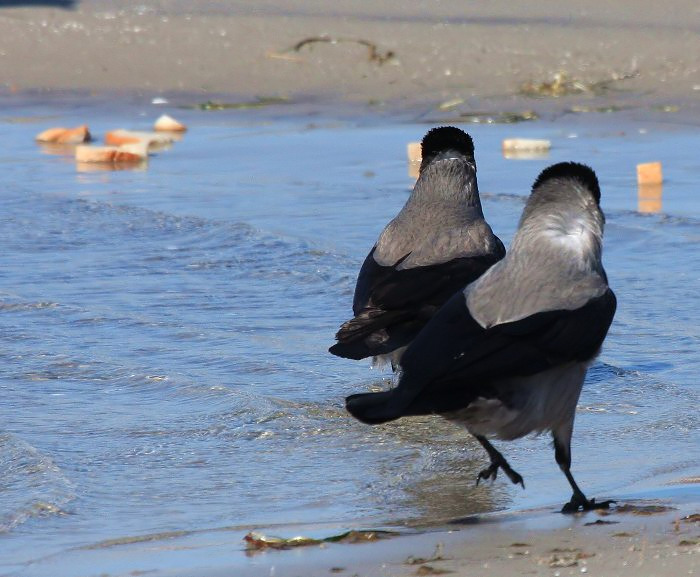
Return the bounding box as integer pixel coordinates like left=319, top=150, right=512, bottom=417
left=288, top=35, right=395, bottom=65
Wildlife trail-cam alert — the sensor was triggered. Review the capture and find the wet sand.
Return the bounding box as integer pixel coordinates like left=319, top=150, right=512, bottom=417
left=2, top=2, right=699, bottom=576
left=235, top=494, right=700, bottom=577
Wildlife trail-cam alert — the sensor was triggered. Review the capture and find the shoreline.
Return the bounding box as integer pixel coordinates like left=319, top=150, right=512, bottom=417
left=238, top=496, right=700, bottom=577
left=6, top=87, right=700, bottom=135
left=34, top=486, right=697, bottom=577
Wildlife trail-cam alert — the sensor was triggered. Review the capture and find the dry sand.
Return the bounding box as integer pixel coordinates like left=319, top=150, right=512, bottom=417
left=2, top=0, right=700, bottom=114
left=2, top=2, right=699, bottom=575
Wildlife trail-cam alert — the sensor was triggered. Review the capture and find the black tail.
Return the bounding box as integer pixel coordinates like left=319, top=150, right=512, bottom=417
left=329, top=340, right=372, bottom=360
left=345, top=391, right=402, bottom=425
left=329, top=308, right=414, bottom=360
left=334, top=307, right=407, bottom=344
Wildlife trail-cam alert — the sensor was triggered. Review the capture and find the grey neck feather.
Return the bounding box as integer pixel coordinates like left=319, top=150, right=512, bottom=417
left=466, top=179, right=607, bottom=327
left=511, top=179, right=604, bottom=271
left=373, top=158, right=485, bottom=266
left=412, top=158, right=482, bottom=212
left=391, top=158, right=483, bottom=233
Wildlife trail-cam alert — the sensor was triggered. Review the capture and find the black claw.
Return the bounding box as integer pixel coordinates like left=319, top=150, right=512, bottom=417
left=505, top=469, right=525, bottom=489
left=473, top=436, right=525, bottom=489
left=475, top=464, right=498, bottom=486
left=561, top=496, right=616, bottom=514
left=475, top=462, right=525, bottom=488
left=497, top=460, right=525, bottom=488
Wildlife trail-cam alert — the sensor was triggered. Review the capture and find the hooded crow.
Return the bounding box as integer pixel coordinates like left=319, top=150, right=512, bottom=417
left=346, top=162, right=616, bottom=513
left=330, top=127, right=505, bottom=368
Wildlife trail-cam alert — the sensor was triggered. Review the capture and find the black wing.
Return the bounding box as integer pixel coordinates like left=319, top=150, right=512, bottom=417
left=346, top=288, right=616, bottom=423
left=330, top=241, right=505, bottom=360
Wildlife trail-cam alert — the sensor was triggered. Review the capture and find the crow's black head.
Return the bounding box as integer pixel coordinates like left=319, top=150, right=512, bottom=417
left=533, top=162, right=601, bottom=205
left=420, top=126, right=474, bottom=173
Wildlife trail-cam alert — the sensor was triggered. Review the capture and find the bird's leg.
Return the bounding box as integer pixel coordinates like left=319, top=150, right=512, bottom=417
left=474, top=435, right=525, bottom=488
left=553, top=433, right=615, bottom=513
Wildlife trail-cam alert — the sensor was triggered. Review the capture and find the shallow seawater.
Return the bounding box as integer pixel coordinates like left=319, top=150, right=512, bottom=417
left=0, top=98, right=698, bottom=576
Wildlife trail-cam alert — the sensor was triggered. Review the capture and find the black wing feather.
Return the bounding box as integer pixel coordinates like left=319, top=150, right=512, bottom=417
left=331, top=242, right=505, bottom=360
left=346, top=289, right=616, bottom=423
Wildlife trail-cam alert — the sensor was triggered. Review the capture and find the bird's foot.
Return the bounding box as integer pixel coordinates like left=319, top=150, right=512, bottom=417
left=476, top=463, right=498, bottom=485
left=476, top=460, right=525, bottom=488
left=561, top=494, right=616, bottom=514
left=501, top=462, right=525, bottom=488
